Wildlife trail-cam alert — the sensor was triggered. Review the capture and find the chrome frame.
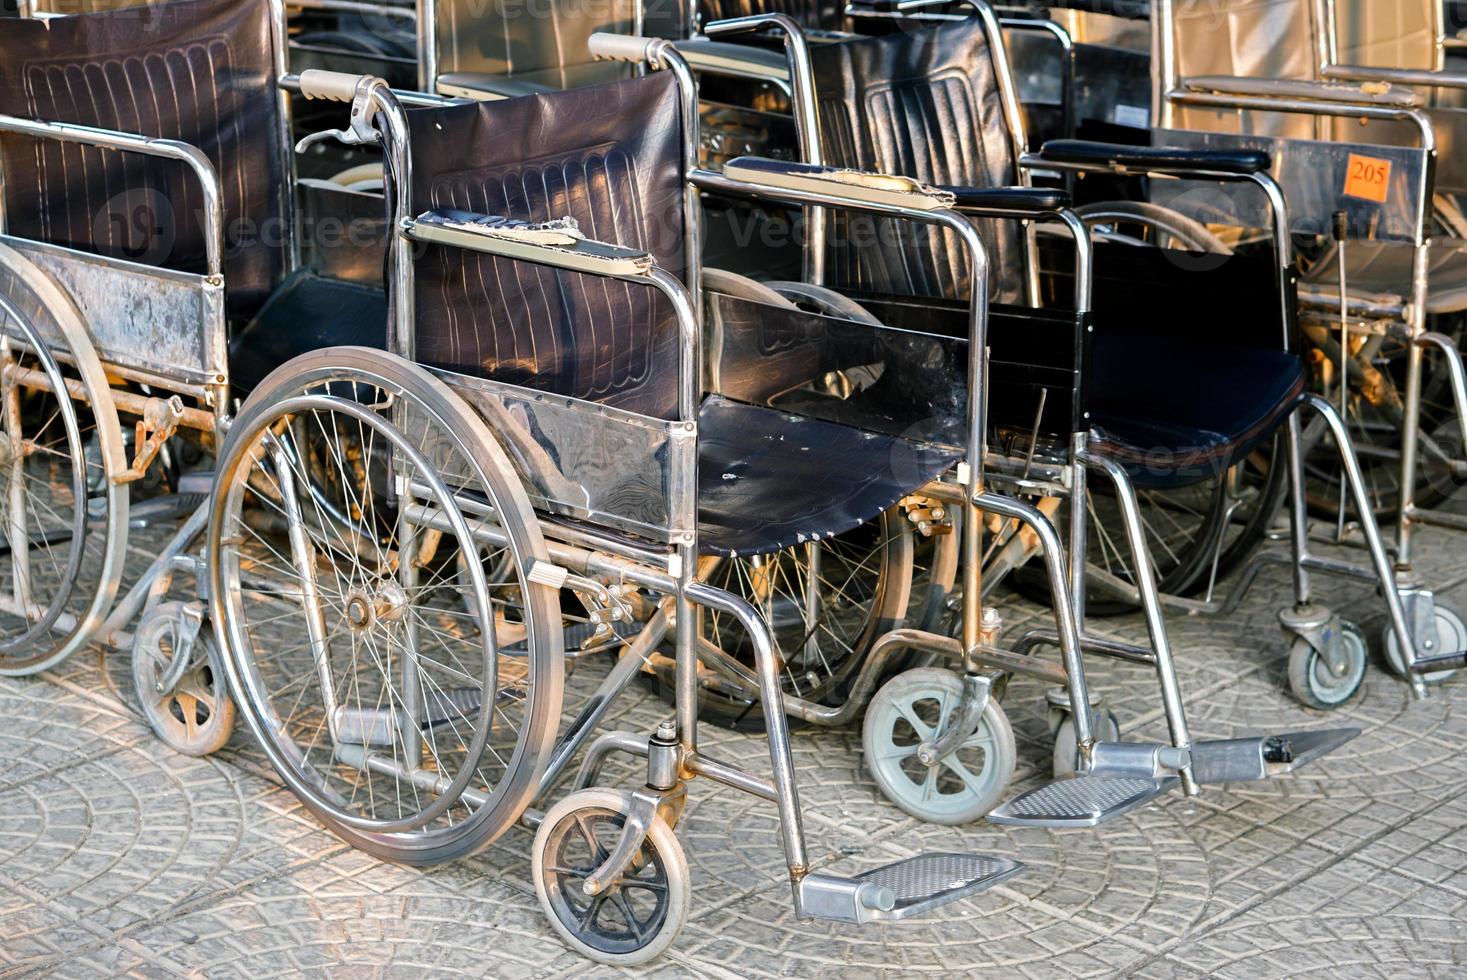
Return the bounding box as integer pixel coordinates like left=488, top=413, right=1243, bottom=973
left=1152, top=0, right=1467, bottom=686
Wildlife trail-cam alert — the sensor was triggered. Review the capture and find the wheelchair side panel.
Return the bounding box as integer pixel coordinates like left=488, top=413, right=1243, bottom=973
left=2, top=235, right=223, bottom=388
left=427, top=369, right=697, bottom=544
left=1151, top=128, right=1430, bottom=245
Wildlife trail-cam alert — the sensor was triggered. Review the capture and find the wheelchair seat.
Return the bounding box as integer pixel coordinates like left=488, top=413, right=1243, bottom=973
left=695, top=395, right=958, bottom=556
left=229, top=270, right=387, bottom=392
left=1087, top=332, right=1306, bottom=489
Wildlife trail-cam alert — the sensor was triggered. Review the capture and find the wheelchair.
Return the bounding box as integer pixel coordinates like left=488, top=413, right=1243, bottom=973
left=1145, top=0, right=1467, bottom=695
left=1, top=0, right=1061, bottom=963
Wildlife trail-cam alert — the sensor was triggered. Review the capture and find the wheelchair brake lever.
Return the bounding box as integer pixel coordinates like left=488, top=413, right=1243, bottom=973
left=294, top=126, right=377, bottom=156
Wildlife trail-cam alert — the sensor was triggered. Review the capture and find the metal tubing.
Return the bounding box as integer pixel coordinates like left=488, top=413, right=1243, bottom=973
left=685, top=580, right=809, bottom=898
left=1396, top=242, right=1433, bottom=571
left=972, top=490, right=1094, bottom=750
left=686, top=751, right=778, bottom=802
left=1417, top=331, right=1467, bottom=461
left=536, top=601, right=672, bottom=798
left=1299, top=394, right=1427, bottom=698
left=1283, top=412, right=1315, bottom=606
left=702, top=14, right=825, bottom=283
left=0, top=115, right=225, bottom=279
left=1079, top=449, right=1198, bottom=795
left=570, top=730, right=651, bottom=793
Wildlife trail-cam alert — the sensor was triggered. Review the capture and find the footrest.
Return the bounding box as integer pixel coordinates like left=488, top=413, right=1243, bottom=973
left=987, top=772, right=1176, bottom=828
left=799, top=853, right=1023, bottom=924
left=1190, top=727, right=1359, bottom=784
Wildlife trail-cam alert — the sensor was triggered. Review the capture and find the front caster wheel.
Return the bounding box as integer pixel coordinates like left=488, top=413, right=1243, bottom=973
left=533, top=788, right=690, bottom=966
left=1052, top=709, right=1121, bottom=778
left=862, top=668, right=1016, bottom=825
left=131, top=602, right=235, bottom=757
left=1287, top=621, right=1367, bottom=710
left=1384, top=600, right=1465, bottom=685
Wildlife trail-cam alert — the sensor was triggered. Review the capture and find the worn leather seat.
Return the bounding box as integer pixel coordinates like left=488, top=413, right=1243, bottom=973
left=696, top=396, right=958, bottom=556
left=1087, top=332, right=1306, bottom=489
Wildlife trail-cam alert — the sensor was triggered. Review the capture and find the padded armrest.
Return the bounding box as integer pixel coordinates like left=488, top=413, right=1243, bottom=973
left=1182, top=74, right=1423, bottom=108
left=941, top=186, right=1072, bottom=215
left=1034, top=139, right=1271, bottom=176
left=672, top=39, right=791, bottom=81
left=724, top=156, right=957, bottom=210
left=409, top=209, right=654, bottom=276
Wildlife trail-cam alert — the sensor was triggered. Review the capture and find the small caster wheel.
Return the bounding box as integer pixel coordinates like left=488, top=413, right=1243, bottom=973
left=862, top=667, right=1016, bottom=825
left=1384, top=599, right=1465, bottom=686
left=1052, top=708, right=1121, bottom=777
left=533, top=788, right=690, bottom=966
left=131, top=602, right=235, bottom=756
left=1287, top=620, right=1367, bottom=710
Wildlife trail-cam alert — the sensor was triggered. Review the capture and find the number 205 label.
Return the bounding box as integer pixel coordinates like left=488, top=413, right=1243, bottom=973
left=1344, top=153, right=1392, bottom=204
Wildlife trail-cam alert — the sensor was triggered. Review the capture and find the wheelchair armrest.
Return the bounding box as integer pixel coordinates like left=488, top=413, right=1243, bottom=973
left=1181, top=74, right=1423, bottom=108
left=723, top=157, right=956, bottom=210
left=672, top=39, right=792, bottom=82
left=408, top=210, right=654, bottom=277
left=1030, top=139, right=1271, bottom=176
left=941, top=186, right=1072, bottom=217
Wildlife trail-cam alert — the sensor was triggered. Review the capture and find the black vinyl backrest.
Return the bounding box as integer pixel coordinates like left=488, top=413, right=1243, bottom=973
left=408, top=71, right=689, bottom=421
left=0, top=0, right=285, bottom=310
left=810, top=19, right=1026, bottom=303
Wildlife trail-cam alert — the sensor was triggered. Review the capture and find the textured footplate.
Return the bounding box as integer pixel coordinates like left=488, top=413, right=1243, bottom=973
left=856, top=853, right=1024, bottom=920
left=1191, top=727, right=1359, bottom=784
left=987, top=773, right=1177, bottom=828
left=800, top=852, right=1023, bottom=924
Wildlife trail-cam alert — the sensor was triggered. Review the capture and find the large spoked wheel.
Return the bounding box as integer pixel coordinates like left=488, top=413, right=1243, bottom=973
left=1287, top=620, right=1367, bottom=710
left=663, top=509, right=913, bottom=731
left=862, top=667, right=1016, bottom=824
left=1300, top=312, right=1467, bottom=521
left=0, top=245, right=128, bottom=676
left=533, top=788, right=691, bottom=966
left=211, top=348, right=564, bottom=864
left=1014, top=437, right=1287, bottom=615
left=1384, top=599, right=1466, bottom=686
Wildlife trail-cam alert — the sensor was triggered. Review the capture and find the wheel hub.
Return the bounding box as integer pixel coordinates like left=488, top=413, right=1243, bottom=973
left=345, top=582, right=407, bottom=632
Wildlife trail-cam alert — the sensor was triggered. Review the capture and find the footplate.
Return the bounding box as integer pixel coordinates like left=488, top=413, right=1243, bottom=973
left=987, top=772, right=1176, bottom=828
left=1190, top=728, right=1359, bottom=784
left=799, top=853, right=1023, bottom=924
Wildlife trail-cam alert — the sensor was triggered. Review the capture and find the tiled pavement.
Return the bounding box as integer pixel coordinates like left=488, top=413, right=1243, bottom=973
left=5, top=520, right=1467, bottom=978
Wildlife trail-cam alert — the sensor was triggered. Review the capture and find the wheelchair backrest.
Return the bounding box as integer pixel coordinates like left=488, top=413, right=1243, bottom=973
left=434, top=0, right=686, bottom=90
left=809, top=17, right=1028, bottom=303
left=1331, top=0, right=1440, bottom=71
left=0, top=0, right=286, bottom=310
left=407, top=71, right=689, bottom=421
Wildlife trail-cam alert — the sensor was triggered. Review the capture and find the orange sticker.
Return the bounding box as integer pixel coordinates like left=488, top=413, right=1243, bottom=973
left=1343, top=153, right=1391, bottom=203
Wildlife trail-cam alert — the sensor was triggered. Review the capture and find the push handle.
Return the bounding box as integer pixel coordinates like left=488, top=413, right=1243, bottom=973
left=298, top=69, right=366, bottom=102
left=588, top=32, right=662, bottom=65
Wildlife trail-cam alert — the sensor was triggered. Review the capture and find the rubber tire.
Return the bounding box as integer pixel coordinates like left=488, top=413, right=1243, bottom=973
left=1287, top=622, right=1367, bottom=710
left=211, top=347, right=565, bottom=865
left=863, top=668, right=1017, bottom=825
left=1383, top=599, right=1466, bottom=686
left=533, top=789, right=691, bottom=967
